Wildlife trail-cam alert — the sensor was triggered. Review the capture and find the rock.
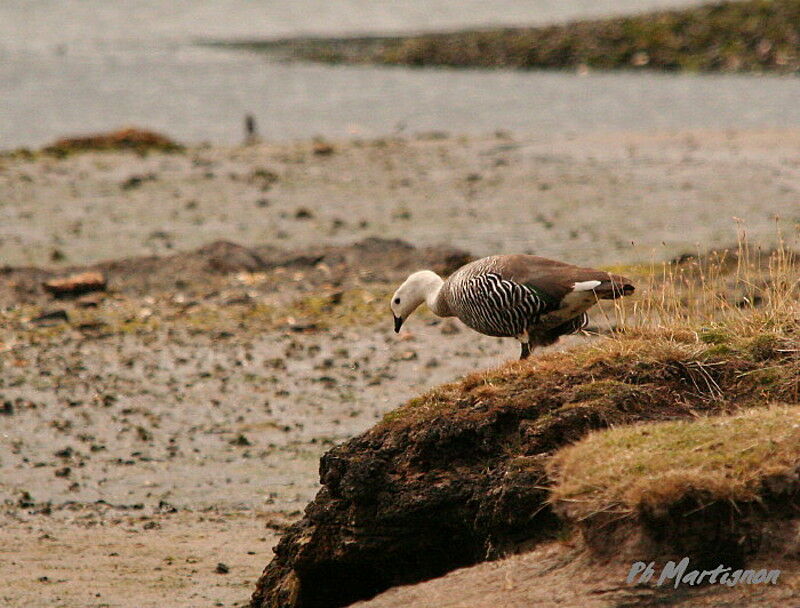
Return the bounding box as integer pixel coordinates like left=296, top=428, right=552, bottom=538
left=194, top=241, right=267, bottom=274
left=77, top=321, right=109, bottom=335
left=230, top=434, right=252, bottom=447
left=120, top=173, right=157, bottom=190
left=76, top=293, right=104, bottom=308
left=54, top=447, right=74, bottom=459
left=43, top=271, right=106, bottom=298
left=312, top=140, right=335, bottom=156
left=157, top=500, right=178, bottom=514
left=29, top=309, right=69, bottom=326
left=249, top=168, right=280, bottom=189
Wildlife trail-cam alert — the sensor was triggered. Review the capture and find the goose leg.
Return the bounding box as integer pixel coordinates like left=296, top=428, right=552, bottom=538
left=520, top=342, right=531, bottom=360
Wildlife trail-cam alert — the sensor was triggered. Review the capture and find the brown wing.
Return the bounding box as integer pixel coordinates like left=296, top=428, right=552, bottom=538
left=493, top=255, right=634, bottom=302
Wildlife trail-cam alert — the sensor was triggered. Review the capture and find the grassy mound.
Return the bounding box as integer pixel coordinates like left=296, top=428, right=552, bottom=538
left=382, top=324, right=798, bottom=429
left=549, top=404, right=800, bottom=518
left=383, top=297, right=800, bottom=431
left=229, top=0, right=800, bottom=73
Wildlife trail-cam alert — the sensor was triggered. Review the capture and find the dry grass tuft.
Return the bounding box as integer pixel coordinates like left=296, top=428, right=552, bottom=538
left=547, top=404, right=800, bottom=519
left=606, top=227, right=799, bottom=338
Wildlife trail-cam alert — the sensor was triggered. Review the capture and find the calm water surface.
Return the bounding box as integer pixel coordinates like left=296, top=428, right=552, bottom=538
left=2, top=0, right=799, bottom=147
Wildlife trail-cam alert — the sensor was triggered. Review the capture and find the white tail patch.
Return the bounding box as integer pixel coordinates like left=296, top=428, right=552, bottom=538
left=556, top=281, right=604, bottom=319
left=572, top=280, right=602, bottom=292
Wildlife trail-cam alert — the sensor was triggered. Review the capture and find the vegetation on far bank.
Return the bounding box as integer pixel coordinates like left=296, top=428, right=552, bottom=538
left=222, top=0, right=800, bottom=73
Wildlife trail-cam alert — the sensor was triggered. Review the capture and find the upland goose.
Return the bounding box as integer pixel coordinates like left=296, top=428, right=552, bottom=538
left=391, top=255, right=634, bottom=359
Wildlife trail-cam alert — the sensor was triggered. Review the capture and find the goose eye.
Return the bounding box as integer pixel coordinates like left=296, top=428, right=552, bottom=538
left=393, top=298, right=400, bottom=305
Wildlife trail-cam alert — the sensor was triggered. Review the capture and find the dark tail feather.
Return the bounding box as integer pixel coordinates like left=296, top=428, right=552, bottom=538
left=595, top=276, right=635, bottom=300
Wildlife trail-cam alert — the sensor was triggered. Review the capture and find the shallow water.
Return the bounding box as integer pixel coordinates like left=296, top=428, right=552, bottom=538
left=2, top=0, right=799, bottom=148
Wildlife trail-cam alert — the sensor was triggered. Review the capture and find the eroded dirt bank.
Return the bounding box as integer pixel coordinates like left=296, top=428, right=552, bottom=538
left=250, top=325, right=800, bottom=608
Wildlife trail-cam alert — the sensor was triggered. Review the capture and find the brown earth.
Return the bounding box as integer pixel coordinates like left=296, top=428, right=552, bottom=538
left=41, top=127, right=183, bottom=156
left=0, top=237, right=469, bottom=307
left=354, top=542, right=800, bottom=608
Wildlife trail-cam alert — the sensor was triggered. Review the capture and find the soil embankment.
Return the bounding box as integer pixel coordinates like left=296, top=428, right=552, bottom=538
left=252, top=315, right=800, bottom=607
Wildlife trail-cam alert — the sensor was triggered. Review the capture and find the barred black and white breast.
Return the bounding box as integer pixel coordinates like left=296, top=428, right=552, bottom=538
left=448, top=272, right=550, bottom=338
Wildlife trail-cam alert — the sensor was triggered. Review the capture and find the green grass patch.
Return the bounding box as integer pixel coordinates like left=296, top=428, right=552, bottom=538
left=548, top=404, right=800, bottom=517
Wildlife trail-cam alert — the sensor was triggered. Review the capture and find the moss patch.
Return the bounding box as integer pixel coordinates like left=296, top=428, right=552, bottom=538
left=548, top=404, right=800, bottom=519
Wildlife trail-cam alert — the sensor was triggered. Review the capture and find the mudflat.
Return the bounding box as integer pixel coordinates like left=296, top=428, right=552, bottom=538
left=0, top=128, right=798, bottom=607
left=3, top=129, right=798, bottom=269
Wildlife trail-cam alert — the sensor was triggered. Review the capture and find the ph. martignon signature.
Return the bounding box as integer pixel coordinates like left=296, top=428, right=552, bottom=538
left=627, top=558, right=780, bottom=588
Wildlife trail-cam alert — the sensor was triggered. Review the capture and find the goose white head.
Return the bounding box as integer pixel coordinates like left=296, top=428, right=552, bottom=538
left=390, top=270, right=444, bottom=333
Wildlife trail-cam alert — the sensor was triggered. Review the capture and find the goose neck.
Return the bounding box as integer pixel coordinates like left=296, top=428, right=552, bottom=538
left=426, top=278, right=448, bottom=316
